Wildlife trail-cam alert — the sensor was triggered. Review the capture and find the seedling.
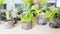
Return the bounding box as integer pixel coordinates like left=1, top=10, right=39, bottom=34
left=31, top=4, right=47, bottom=14
left=0, top=9, right=11, bottom=20
left=43, top=5, right=56, bottom=18
left=18, top=11, right=33, bottom=22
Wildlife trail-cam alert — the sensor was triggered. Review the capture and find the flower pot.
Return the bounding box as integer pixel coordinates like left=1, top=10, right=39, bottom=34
left=49, top=17, right=60, bottom=28
left=22, top=21, right=32, bottom=30
left=0, top=20, right=15, bottom=29
left=0, top=20, right=5, bottom=24
left=36, top=13, right=48, bottom=25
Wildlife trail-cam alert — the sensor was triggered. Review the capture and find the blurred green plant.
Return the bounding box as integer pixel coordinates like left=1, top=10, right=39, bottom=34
left=18, top=11, right=33, bottom=22
left=31, top=4, right=47, bottom=14
left=43, top=6, right=56, bottom=18
left=0, top=0, right=5, bottom=4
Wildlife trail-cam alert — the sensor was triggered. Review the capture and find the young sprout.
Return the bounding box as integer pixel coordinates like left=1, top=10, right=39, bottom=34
left=31, top=4, right=41, bottom=14
left=43, top=5, right=56, bottom=18
left=0, top=9, right=11, bottom=20
left=18, top=11, right=33, bottom=22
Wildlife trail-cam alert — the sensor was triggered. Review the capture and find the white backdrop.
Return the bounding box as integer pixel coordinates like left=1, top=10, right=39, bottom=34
left=56, top=0, right=60, bottom=7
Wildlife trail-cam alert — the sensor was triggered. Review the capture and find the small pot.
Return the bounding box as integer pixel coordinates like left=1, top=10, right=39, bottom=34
left=36, top=13, right=48, bottom=25
left=22, top=21, right=32, bottom=30
left=0, top=20, right=15, bottom=29
left=49, top=17, right=60, bottom=28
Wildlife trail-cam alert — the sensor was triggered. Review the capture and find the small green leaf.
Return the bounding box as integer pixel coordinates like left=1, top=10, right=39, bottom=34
left=50, top=13, right=54, bottom=18
left=43, top=10, right=52, bottom=18
left=0, top=9, right=7, bottom=12
left=23, top=3, right=30, bottom=11
left=31, top=4, right=39, bottom=11
left=19, top=11, right=33, bottom=22
left=42, top=6, right=47, bottom=10
left=35, top=10, right=42, bottom=14
left=49, top=6, right=55, bottom=13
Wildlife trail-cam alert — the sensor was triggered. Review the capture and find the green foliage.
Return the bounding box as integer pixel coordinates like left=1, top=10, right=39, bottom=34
left=23, top=4, right=30, bottom=11
left=35, top=10, right=41, bottom=14
left=43, top=10, right=54, bottom=18
left=42, top=6, right=47, bottom=10
left=0, top=9, right=7, bottom=12
left=20, top=0, right=33, bottom=22
left=18, top=11, right=33, bottom=22
left=49, top=6, right=55, bottom=13
left=43, top=6, right=55, bottom=18
left=0, top=9, right=7, bottom=18
left=31, top=4, right=39, bottom=11
left=31, top=4, right=41, bottom=14
left=0, top=0, right=5, bottom=4
left=39, top=0, right=47, bottom=2
left=31, top=4, right=47, bottom=14
left=57, top=8, right=60, bottom=15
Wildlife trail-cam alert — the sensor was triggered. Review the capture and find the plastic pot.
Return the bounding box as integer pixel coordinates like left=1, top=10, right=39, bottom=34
left=36, top=13, right=48, bottom=25
left=49, top=17, right=60, bottom=28
left=0, top=20, right=15, bottom=29
left=22, top=21, right=32, bottom=30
